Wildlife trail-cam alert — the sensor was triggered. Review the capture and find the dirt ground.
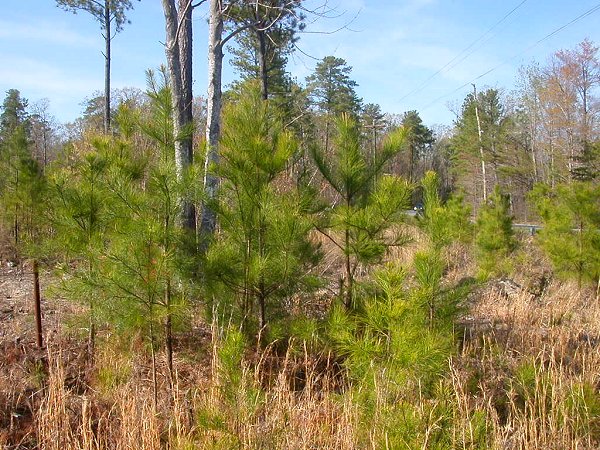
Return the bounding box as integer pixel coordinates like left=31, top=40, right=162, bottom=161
left=0, top=256, right=83, bottom=449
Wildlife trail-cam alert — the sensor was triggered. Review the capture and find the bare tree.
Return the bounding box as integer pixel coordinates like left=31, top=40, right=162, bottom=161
left=56, top=0, right=138, bottom=134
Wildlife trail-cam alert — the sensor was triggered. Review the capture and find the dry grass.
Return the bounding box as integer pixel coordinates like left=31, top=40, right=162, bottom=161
left=456, top=279, right=600, bottom=449
left=27, top=334, right=357, bottom=450
left=2, top=234, right=600, bottom=449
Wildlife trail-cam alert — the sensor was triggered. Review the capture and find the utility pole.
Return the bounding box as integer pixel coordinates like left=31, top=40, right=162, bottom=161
left=472, top=84, right=487, bottom=203
left=363, top=118, right=384, bottom=187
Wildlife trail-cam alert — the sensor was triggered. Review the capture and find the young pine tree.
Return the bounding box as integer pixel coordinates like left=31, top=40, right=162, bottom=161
left=0, top=95, right=48, bottom=349
left=418, top=171, right=472, bottom=250
left=312, top=114, right=411, bottom=309
left=48, top=72, right=198, bottom=393
left=326, top=262, right=466, bottom=448
left=475, top=186, right=517, bottom=277
left=205, top=84, right=320, bottom=339
left=531, top=181, right=600, bottom=292
left=100, top=74, right=198, bottom=396
left=415, top=171, right=473, bottom=328
left=47, top=143, right=113, bottom=358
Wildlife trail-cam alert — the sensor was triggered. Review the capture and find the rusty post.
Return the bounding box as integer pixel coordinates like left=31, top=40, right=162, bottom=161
left=33, top=259, right=43, bottom=349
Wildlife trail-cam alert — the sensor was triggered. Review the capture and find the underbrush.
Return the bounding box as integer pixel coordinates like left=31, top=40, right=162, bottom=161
left=2, top=243, right=599, bottom=449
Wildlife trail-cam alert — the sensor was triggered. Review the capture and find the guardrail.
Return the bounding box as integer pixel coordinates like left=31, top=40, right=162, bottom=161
left=513, top=223, right=543, bottom=235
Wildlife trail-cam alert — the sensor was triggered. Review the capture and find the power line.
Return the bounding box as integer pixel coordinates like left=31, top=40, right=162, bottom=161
left=419, top=2, right=600, bottom=113
left=397, top=0, right=529, bottom=104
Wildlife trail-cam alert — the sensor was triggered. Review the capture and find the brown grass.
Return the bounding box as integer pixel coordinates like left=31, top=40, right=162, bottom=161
left=2, top=235, right=600, bottom=449
left=456, top=279, right=600, bottom=449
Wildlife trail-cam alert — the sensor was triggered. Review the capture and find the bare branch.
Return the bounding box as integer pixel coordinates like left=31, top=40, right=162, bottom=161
left=171, top=0, right=194, bottom=51
left=222, top=22, right=256, bottom=46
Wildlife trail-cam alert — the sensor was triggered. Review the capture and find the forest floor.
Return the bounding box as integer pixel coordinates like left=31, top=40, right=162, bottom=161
left=0, top=255, right=76, bottom=448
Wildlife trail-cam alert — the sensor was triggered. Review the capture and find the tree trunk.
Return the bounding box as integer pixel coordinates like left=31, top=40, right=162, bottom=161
left=178, top=0, right=196, bottom=231
left=257, top=27, right=269, bottom=100
left=344, top=227, right=352, bottom=310
left=165, top=317, right=174, bottom=389
left=529, top=113, right=539, bottom=182
left=14, top=168, right=19, bottom=246
left=162, top=0, right=196, bottom=232
left=149, top=317, right=158, bottom=410
left=104, top=0, right=111, bottom=134
left=200, top=0, right=224, bottom=251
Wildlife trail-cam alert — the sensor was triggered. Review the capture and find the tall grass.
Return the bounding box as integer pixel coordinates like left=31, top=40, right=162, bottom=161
left=8, top=272, right=599, bottom=449
left=456, top=281, right=600, bottom=449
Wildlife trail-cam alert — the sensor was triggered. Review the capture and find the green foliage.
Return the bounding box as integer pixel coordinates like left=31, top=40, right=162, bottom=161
left=46, top=72, right=196, bottom=361
left=55, top=0, right=138, bottom=32
left=205, top=85, right=320, bottom=335
left=266, top=315, right=321, bottom=353
left=327, top=262, right=471, bottom=448
left=0, top=89, right=48, bottom=250
left=0, top=128, right=46, bottom=248
left=418, top=171, right=472, bottom=249
left=452, top=89, right=508, bottom=158
left=413, top=249, right=466, bottom=329
left=196, top=327, right=259, bottom=447
left=0, top=89, right=29, bottom=137
left=475, top=186, right=517, bottom=277
left=568, top=381, right=600, bottom=439
left=46, top=138, right=116, bottom=352
left=530, top=181, right=600, bottom=287
left=400, top=110, right=434, bottom=181
left=306, top=56, right=362, bottom=118
left=450, top=88, right=514, bottom=201
left=96, top=351, right=133, bottom=394
left=572, top=141, right=600, bottom=182
left=313, top=114, right=411, bottom=309
left=216, top=327, right=247, bottom=404
left=228, top=0, right=304, bottom=101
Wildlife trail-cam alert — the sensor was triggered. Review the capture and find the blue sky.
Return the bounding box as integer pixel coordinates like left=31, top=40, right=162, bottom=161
left=1, top=0, right=600, bottom=128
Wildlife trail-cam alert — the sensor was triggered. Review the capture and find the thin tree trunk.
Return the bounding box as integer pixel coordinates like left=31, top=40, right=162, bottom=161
left=530, top=119, right=539, bottom=182
left=257, top=28, right=269, bottom=100
left=165, top=297, right=174, bottom=389
left=243, top=238, right=251, bottom=331
left=150, top=318, right=158, bottom=410
left=104, top=0, right=111, bottom=134
left=88, top=303, right=95, bottom=361
left=14, top=168, right=19, bottom=246
left=344, top=227, right=352, bottom=310
left=162, top=0, right=196, bottom=231
left=258, top=212, right=266, bottom=335
left=33, top=259, right=43, bottom=349
left=200, top=0, right=224, bottom=251
left=344, top=193, right=353, bottom=310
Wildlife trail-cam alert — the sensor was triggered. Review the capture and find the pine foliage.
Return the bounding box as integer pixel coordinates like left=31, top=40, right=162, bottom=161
left=418, top=171, right=472, bottom=249
left=326, top=262, right=464, bottom=448
left=46, top=73, right=197, bottom=367
left=313, top=114, right=411, bottom=309
left=531, top=181, right=600, bottom=287
left=205, top=85, right=320, bottom=335
left=475, top=186, right=516, bottom=276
